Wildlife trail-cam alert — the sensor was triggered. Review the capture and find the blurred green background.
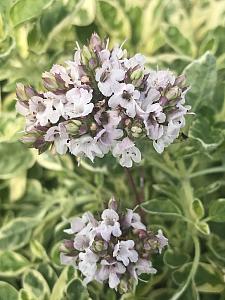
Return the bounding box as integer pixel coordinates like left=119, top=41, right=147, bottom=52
left=0, top=0, right=225, bottom=299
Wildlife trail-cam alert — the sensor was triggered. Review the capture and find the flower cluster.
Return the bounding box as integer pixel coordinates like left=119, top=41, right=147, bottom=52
left=60, top=198, right=168, bottom=293
left=16, top=33, right=190, bottom=167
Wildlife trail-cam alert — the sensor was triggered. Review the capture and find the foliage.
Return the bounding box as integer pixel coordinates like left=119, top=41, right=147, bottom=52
left=0, top=0, right=225, bottom=299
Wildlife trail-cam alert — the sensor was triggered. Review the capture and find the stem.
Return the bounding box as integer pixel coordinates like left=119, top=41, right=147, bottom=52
left=124, top=168, right=145, bottom=220
left=189, top=166, right=225, bottom=179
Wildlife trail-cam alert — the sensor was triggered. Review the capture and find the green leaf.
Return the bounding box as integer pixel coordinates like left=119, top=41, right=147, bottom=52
left=0, top=142, right=35, bottom=179
left=195, top=263, right=224, bottom=293
left=207, top=234, right=225, bottom=262
left=195, top=221, right=210, bottom=235
left=72, top=0, right=96, bottom=26
left=10, top=0, right=54, bottom=26
left=163, top=24, right=193, bottom=56
left=36, top=152, right=63, bottom=171
left=192, top=199, right=205, bottom=219
left=0, top=250, right=30, bottom=276
left=209, top=198, right=225, bottom=222
left=184, top=52, right=217, bottom=111
left=19, top=289, right=38, bottom=300
left=37, top=264, right=58, bottom=290
left=96, top=0, right=131, bottom=39
left=142, top=199, right=182, bottom=217
left=0, top=281, right=18, bottom=300
left=164, top=249, right=189, bottom=269
left=9, top=171, right=27, bottom=201
left=30, top=240, right=49, bottom=262
left=0, top=218, right=37, bottom=250
left=50, top=266, right=74, bottom=300
left=23, top=269, right=50, bottom=300
left=189, top=117, right=223, bottom=151
left=66, top=278, right=90, bottom=300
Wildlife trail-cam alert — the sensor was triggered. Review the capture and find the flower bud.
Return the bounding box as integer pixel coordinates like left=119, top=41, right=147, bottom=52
left=20, top=133, right=37, bottom=147
left=131, top=126, right=142, bottom=138
left=130, top=69, right=143, bottom=81
left=92, top=240, right=108, bottom=253
left=89, top=33, right=102, bottom=52
left=65, top=120, right=81, bottom=135
left=42, top=72, right=58, bottom=91
left=144, top=237, right=158, bottom=251
left=118, top=279, right=128, bottom=294
left=108, top=197, right=118, bottom=210
left=90, top=122, right=97, bottom=131
left=175, top=74, right=186, bottom=88
left=16, top=83, right=35, bottom=101
left=59, top=240, right=75, bottom=253
left=165, top=86, right=180, bottom=100
left=81, top=46, right=92, bottom=65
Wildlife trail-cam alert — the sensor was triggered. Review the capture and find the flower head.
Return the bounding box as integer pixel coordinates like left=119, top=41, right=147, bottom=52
left=60, top=197, right=168, bottom=293
left=16, top=33, right=191, bottom=167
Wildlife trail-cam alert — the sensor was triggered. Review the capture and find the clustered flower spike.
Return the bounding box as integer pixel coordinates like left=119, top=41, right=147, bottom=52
left=60, top=198, right=168, bottom=293
left=16, top=33, right=191, bottom=167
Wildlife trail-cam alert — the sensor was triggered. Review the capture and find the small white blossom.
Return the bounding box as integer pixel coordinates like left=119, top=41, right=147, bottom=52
left=65, top=87, right=93, bottom=118
left=123, top=209, right=146, bottom=230
left=69, top=135, right=103, bottom=162
left=113, top=240, right=138, bottom=266
left=44, top=124, right=69, bottom=155
left=148, top=70, right=176, bottom=89
left=129, top=259, right=157, bottom=280
left=95, top=61, right=125, bottom=96
left=108, top=83, right=140, bottom=117
left=156, top=229, right=168, bottom=254
left=78, top=250, right=99, bottom=284
left=97, top=209, right=122, bottom=241
left=97, top=260, right=126, bottom=289
left=112, top=138, right=141, bottom=168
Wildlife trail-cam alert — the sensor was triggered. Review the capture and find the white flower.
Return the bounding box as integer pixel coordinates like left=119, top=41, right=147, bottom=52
left=97, top=209, right=122, bottom=241
left=108, top=83, right=140, bottom=118
left=112, top=137, right=141, bottom=168
left=16, top=101, right=29, bottom=116
left=156, top=229, right=168, bottom=253
left=50, top=64, right=73, bottom=87
left=113, top=240, right=138, bottom=266
left=123, top=209, right=146, bottom=230
left=97, top=260, right=126, bottom=289
left=153, top=120, right=181, bottom=153
left=95, top=61, right=125, bottom=97
left=124, top=53, right=146, bottom=69
left=74, top=235, right=90, bottom=251
left=141, top=103, right=166, bottom=140
left=78, top=250, right=99, bottom=284
left=69, top=135, right=103, bottom=162
left=29, top=96, right=62, bottom=126
left=65, top=87, right=93, bottom=118
left=95, top=127, right=123, bottom=154
left=60, top=253, right=77, bottom=266
left=129, top=259, right=157, bottom=281
left=148, top=70, right=176, bottom=90
left=44, top=124, right=69, bottom=155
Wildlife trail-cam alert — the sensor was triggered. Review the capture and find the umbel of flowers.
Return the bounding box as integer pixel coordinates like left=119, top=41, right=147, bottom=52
left=16, top=33, right=190, bottom=167
left=60, top=198, right=168, bottom=293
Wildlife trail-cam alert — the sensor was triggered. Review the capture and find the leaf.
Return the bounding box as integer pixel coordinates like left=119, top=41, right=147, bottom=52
left=96, top=0, right=131, bottom=39
left=0, top=281, right=18, bottom=300
left=72, top=0, right=96, bottom=26
left=195, top=221, right=210, bottom=235
left=37, top=264, right=58, bottom=290
left=9, top=171, right=27, bottom=201
left=192, top=199, right=204, bottom=219
left=195, top=263, right=224, bottom=293
left=10, top=0, right=54, bottom=26
left=50, top=266, right=74, bottom=300
left=164, top=249, right=189, bottom=269
left=0, top=142, right=36, bottom=179
left=66, top=278, right=90, bottom=300
left=189, top=117, right=223, bottom=151
left=19, top=289, right=38, bottom=300
left=36, top=151, right=63, bottom=171
left=163, top=24, right=193, bottom=56
left=0, top=250, right=30, bottom=276
left=30, top=240, right=49, bottom=262
left=23, top=269, right=50, bottom=300
left=141, top=199, right=182, bottom=217
left=207, top=234, right=225, bottom=262
left=0, top=218, right=37, bottom=250
left=184, top=52, right=217, bottom=111
left=209, top=198, right=225, bottom=222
